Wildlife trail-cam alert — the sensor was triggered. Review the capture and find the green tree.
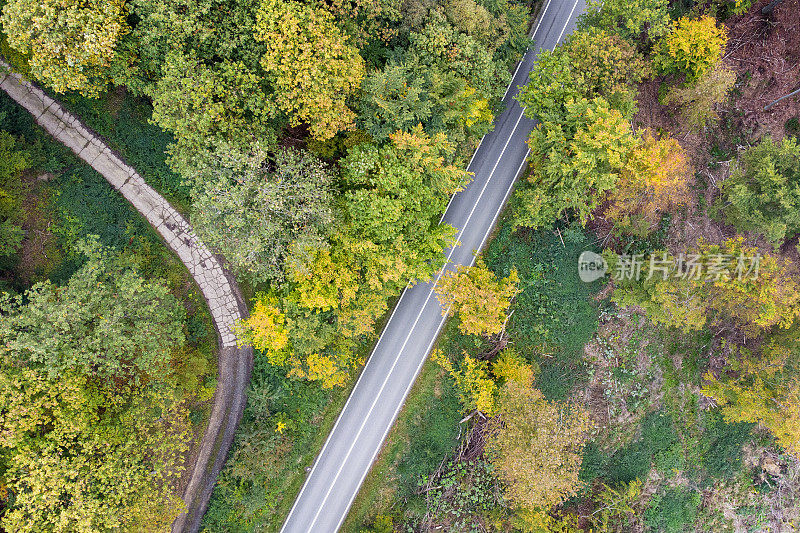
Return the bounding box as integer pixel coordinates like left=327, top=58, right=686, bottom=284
left=337, top=126, right=468, bottom=274
left=560, top=28, right=648, bottom=112
left=261, top=128, right=469, bottom=387
left=720, top=136, right=800, bottom=247
left=512, top=97, right=638, bottom=229
left=407, top=15, right=505, bottom=98
left=654, top=15, right=728, bottom=83
left=434, top=259, right=520, bottom=337
left=0, top=238, right=185, bottom=381
left=517, top=28, right=648, bottom=120
left=0, top=0, right=129, bottom=96
left=255, top=0, right=366, bottom=140
left=486, top=380, right=589, bottom=510
left=579, top=0, right=672, bottom=43
left=191, top=147, right=334, bottom=284
left=148, top=51, right=278, bottom=178
left=359, top=61, right=494, bottom=154
left=0, top=240, right=189, bottom=531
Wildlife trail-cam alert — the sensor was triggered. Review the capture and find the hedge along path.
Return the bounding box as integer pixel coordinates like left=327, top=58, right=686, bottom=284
left=0, top=61, right=253, bottom=533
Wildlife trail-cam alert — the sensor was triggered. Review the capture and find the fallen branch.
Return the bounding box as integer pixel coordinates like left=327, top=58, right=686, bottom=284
left=764, top=86, right=800, bottom=111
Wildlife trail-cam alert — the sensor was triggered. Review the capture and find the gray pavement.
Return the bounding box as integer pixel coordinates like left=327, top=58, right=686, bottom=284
left=281, top=0, right=587, bottom=531
left=0, top=63, right=253, bottom=533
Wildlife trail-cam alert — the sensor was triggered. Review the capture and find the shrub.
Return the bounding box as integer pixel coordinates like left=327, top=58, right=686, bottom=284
left=720, top=136, right=800, bottom=247
left=654, top=16, right=728, bottom=83
left=664, top=63, right=736, bottom=132
left=644, top=487, right=700, bottom=533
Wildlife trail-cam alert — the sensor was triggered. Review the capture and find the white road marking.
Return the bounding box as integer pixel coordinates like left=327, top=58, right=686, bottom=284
left=282, top=0, right=582, bottom=528
left=306, top=105, right=528, bottom=530
left=332, top=144, right=533, bottom=533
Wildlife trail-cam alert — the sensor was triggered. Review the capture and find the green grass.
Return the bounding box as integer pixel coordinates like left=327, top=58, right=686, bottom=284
left=51, top=88, right=192, bottom=211
left=483, top=218, right=602, bottom=400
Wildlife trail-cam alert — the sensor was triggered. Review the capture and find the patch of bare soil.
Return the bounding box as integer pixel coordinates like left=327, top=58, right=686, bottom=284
left=724, top=0, right=800, bottom=140
left=579, top=307, right=663, bottom=451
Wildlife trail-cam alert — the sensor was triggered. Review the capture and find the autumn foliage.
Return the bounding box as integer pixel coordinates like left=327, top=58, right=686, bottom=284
left=434, top=259, right=520, bottom=337
left=606, top=131, right=691, bottom=235
left=486, top=380, right=590, bottom=510
left=654, top=15, right=728, bottom=83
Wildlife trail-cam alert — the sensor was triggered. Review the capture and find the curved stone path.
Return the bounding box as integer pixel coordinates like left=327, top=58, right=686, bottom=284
left=0, top=61, right=253, bottom=533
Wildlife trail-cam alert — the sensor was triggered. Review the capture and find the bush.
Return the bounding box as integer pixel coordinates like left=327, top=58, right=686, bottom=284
left=644, top=487, right=700, bottom=533
left=700, top=410, right=753, bottom=480
left=720, top=136, right=800, bottom=247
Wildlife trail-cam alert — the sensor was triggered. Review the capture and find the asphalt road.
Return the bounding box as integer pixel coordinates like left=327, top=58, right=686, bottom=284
left=281, top=1, right=586, bottom=530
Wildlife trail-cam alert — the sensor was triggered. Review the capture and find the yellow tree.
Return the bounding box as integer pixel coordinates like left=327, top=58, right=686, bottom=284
left=607, top=131, right=691, bottom=235
left=432, top=349, right=497, bottom=415
left=236, top=293, right=290, bottom=364
left=434, top=259, right=520, bottom=337
left=1, top=0, right=128, bottom=96
left=611, top=239, right=800, bottom=335
left=701, top=238, right=800, bottom=336
left=703, top=336, right=800, bottom=457
left=654, top=15, right=727, bottom=83
left=255, top=0, right=366, bottom=140
left=486, top=380, right=590, bottom=510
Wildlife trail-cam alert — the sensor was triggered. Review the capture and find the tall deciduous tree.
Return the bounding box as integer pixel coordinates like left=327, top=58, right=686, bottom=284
left=255, top=0, right=366, bottom=140
left=654, top=15, right=728, bottom=83
left=434, top=259, right=520, bottom=337
left=579, top=0, right=672, bottom=43
left=0, top=0, right=129, bottom=96
left=516, top=28, right=649, bottom=120
left=148, top=52, right=278, bottom=178
left=191, top=147, right=334, bottom=284
left=512, top=97, right=638, bottom=229
left=720, top=136, right=800, bottom=247
left=0, top=238, right=185, bottom=382
left=359, top=61, right=494, bottom=155
left=611, top=238, right=800, bottom=336
left=486, top=380, right=589, bottom=510
left=607, top=131, right=691, bottom=235
left=703, top=335, right=800, bottom=457
left=0, top=240, right=189, bottom=531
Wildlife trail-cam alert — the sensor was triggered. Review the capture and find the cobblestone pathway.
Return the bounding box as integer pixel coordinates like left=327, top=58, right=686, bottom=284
left=0, top=61, right=253, bottom=533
